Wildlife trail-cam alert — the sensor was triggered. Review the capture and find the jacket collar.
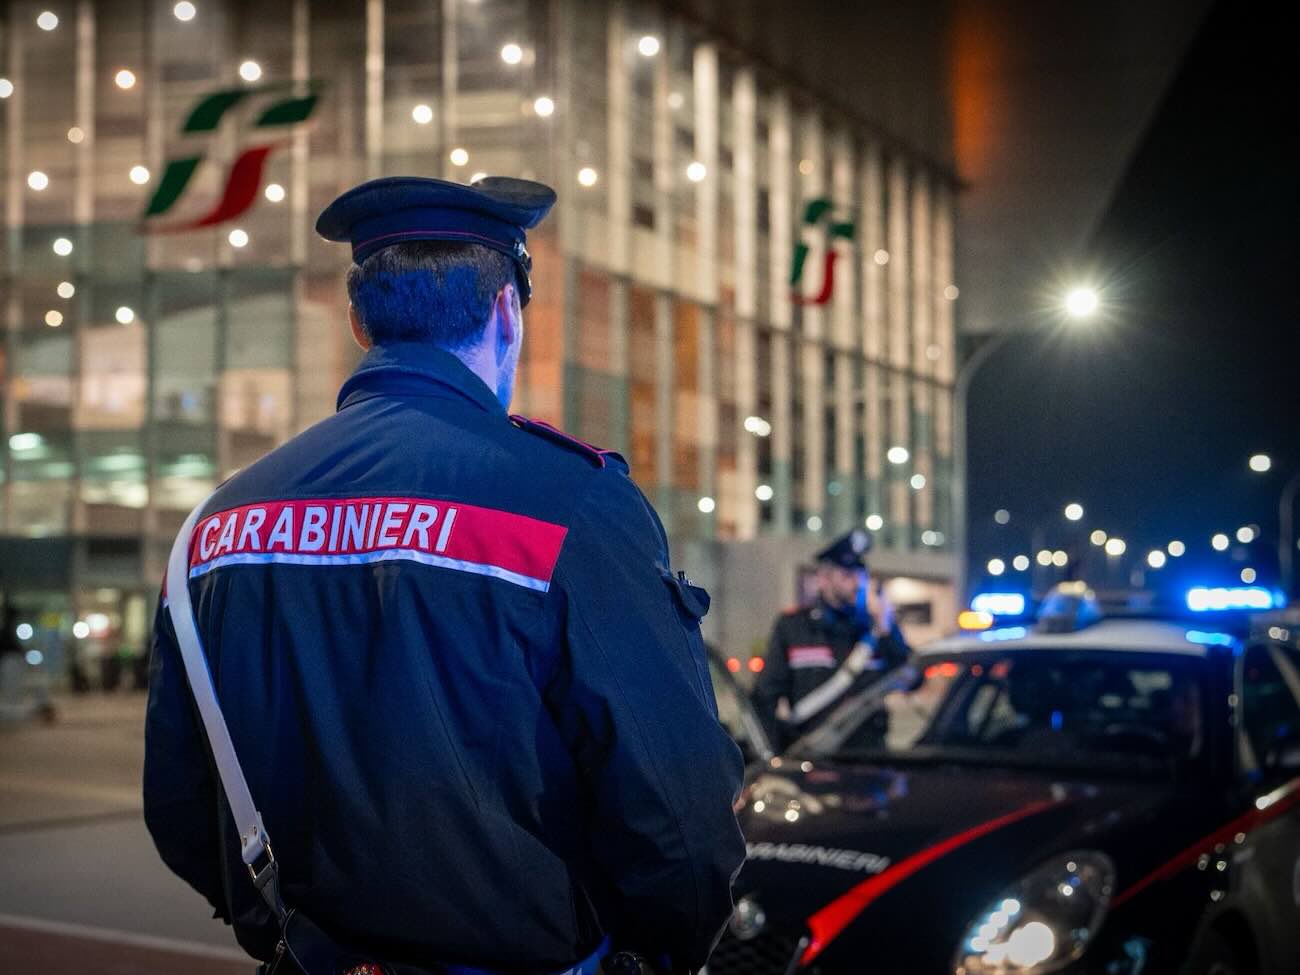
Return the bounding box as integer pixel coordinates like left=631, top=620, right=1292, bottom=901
left=336, top=340, right=506, bottom=416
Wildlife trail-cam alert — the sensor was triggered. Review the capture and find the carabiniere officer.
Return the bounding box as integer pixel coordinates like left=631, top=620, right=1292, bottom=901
left=752, top=529, right=910, bottom=750
left=143, top=176, right=746, bottom=974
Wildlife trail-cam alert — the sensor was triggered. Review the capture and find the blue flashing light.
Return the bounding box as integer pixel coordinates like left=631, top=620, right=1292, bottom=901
left=1185, top=629, right=1237, bottom=648
left=970, top=592, right=1028, bottom=617
left=979, top=625, right=1029, bottom=643
left=1186, top=586, right=1282, bottom=612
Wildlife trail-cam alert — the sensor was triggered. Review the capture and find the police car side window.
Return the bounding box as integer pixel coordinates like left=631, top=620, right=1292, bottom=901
left=964, top=683, right=1001, bottom=737
left=1240, top=646, right=1300, bottom=772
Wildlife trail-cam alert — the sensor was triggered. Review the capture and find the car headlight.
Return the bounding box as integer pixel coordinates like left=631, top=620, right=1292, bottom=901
left=953, top=850, right=1114, bottom=974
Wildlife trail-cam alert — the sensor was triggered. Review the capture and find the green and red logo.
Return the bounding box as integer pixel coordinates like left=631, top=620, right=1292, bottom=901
left=141, top=82, right=322, bottom=232
left=790, top=198, right=855, bottom=306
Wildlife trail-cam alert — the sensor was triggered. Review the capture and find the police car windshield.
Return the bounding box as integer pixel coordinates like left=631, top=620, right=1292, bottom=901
left=794, top=650, right=1206, bottom=775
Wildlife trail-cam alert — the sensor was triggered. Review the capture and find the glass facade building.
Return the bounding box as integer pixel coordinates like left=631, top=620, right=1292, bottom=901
left=0, top=0, right=958, bottom=665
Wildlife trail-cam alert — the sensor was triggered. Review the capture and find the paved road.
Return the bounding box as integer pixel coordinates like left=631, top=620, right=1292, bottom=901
left=0, top=694, right=252, bottom=973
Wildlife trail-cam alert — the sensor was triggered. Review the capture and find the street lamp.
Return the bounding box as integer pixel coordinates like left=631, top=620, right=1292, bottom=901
left=1281, top=471, right=1300, bottom=600
left=952, top=285, right=1102, bottom=603
left=1249, top=453, right=1272, bottom=473
left=1065, top=287, right=1099, bottom=319
left=1064, top=502, right=1084, bottom=522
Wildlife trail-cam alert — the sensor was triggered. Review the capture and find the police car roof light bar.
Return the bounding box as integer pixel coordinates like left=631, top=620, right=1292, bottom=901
left=969, top=592, right=1028, bottom=617
left=1186, top=586, right=1283, bottom=613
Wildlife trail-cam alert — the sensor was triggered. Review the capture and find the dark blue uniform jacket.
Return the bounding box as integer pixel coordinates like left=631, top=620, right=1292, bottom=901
left=143, top=341, right=746, bottom=973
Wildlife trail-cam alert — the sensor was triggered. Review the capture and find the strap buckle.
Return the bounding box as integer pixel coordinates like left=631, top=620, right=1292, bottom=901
left=246, top=838, right=277, bottom=891
left=243, top=824, right=287, bottom=923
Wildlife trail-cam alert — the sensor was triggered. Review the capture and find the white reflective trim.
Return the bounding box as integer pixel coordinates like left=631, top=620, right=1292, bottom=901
left=790, top=643, right=873, bottom=723
left=189, top=548, right=551, bottom=592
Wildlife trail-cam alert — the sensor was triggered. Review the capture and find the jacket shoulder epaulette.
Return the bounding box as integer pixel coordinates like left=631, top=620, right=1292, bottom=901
left=509, top=415, right=629, bottom=471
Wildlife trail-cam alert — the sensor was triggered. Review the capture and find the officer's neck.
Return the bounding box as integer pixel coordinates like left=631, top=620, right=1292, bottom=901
left=450, top=342, right=507, bottom=406
left=452, top=308, right=520, bottom=409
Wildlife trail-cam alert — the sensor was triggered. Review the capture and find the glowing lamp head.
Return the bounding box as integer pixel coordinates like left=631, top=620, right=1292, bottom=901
left=1065, top=286, right=1099, bottom=319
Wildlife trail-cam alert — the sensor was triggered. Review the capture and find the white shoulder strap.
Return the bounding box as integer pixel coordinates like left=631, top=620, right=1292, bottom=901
left=789, top=641, right=874, bottom=725
left=165, top=495, right=286, bottom=920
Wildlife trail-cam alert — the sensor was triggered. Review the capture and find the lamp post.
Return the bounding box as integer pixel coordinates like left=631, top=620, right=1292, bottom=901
left=1247, top=454, right=1298, bottom=602
left=1280, top=471, right=1300, bottom=601
left=952, top=286, right=1100, bottom=606
left=952, top=333, right=1014, bottom=606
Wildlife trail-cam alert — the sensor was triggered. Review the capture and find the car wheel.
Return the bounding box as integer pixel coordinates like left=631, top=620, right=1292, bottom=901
left=1181, top=928, right=1242, bottom=975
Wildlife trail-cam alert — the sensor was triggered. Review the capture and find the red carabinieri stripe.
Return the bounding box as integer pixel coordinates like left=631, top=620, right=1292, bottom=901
left=788, top=645, right=836, bottom=668
left=1111, top=776, right=1300, bottom=907
left=188, top=496, right=568, bottom=587
left=800, top=798, right=1063, bottom=966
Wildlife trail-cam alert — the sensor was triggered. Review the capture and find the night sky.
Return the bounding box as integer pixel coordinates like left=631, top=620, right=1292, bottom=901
left=966, top=0, right=1297, bottom=594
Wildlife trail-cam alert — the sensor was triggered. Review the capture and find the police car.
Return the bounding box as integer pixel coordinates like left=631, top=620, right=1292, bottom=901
left=711, top=583, right=1300, bottom=975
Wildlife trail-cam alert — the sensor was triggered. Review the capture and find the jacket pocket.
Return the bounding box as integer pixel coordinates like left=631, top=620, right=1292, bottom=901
left=661, top=570, right=717, bottom=715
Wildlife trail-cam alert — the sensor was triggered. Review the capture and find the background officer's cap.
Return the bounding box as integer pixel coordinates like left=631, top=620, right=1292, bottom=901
left=814, top=529, right=873, bottom=569
left=316, top=176, right=557, bottom=305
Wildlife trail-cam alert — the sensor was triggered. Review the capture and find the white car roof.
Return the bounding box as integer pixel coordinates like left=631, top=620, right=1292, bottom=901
left=921, top=617, right=1232, bottom=657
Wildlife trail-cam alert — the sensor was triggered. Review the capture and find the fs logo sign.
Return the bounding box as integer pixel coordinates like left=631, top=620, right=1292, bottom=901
left=789, top=198, right=855, bottom=306
left=140, top=82, right=322, bottom=232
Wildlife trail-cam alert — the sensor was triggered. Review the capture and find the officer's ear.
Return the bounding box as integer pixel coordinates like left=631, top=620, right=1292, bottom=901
left=348, top=303, right=372, bottom=351
left=493, top=283, right=522, bottom=351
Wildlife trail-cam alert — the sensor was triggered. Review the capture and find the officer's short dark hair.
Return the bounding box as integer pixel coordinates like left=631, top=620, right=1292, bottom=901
left=345, top=241, right=516, bottom=349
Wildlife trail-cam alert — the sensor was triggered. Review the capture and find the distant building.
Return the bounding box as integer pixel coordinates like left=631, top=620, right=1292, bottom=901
left=0, top=0, right=958, bottom=661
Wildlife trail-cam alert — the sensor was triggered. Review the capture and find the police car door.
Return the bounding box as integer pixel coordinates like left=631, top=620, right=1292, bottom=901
left=1236, top=639, right=1300, bottom=970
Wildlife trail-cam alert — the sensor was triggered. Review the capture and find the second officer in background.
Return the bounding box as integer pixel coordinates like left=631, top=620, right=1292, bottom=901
left=752, top=529, right=909, bottom=750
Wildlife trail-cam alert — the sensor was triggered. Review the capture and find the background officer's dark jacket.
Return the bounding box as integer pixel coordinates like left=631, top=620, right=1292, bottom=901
left=143, top=341, right=746, bottom=973
left=752, top=601, right=908, bottom=749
